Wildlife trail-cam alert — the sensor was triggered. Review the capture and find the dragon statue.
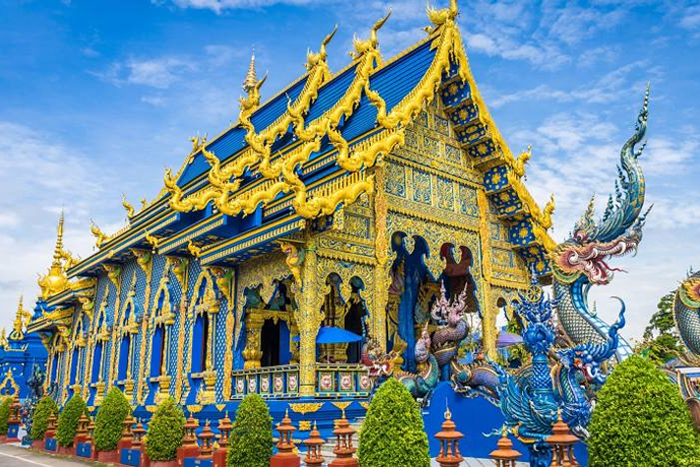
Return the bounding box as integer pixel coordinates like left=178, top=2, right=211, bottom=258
left=550, top=86, right=650, bottom=361
left=394, top=324, right=440, bottom=399
left=493, top=283, right=625, bottom=465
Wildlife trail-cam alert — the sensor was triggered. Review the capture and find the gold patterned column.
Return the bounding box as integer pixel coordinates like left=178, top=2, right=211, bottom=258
left=477, top=189, right=496, bottom=359
left=242, top=310, right=264, bottom=369
left=298, top=239, right=324, bottom=397
left=372, top=165, right=389, bottom=350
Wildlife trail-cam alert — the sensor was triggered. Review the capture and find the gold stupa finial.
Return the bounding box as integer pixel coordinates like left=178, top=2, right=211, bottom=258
left=10, top=296, right=25, bottom=340
left=444, top=398, right=452, bottom=421
left=243, top=49, right=257, bottom=93
left=0, top=328, right=7, bottom=348
left=38, top=212, right=70, bottom=300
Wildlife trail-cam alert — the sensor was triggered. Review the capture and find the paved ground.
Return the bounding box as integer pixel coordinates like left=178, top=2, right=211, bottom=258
left=0, top=444, right=93, bottom=467
left=0, top=441, right=527, bottom=466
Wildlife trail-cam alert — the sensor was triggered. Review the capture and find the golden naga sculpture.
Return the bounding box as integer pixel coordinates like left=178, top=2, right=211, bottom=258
left=144, top=231, right=162, bottom=252
left=187, top=239, right=203, bottom=258
left=306, top=25, right=337, bottom=69
left=350, top=9, right=391, bottom=59
left=511, top=145, right=532, bottom=178
left=539, top=194, right=556, bottom=230
left=426, top=0, right=459, bottom=32
left=279, top=241, right=304, bottom=287
left=122, top=194, right=135, bottom=218
left=90, top=220, right=109, bottom=249
left=78, top=295, right=95, bottom=322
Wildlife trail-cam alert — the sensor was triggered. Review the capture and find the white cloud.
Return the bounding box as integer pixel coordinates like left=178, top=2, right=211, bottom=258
left=0, top=122, right=118, bottom=331
left=166, top=0, right=328, bottom=13
left=92, top=56, right=197, bottom=89
left=680, top=4, right=700, bottom=29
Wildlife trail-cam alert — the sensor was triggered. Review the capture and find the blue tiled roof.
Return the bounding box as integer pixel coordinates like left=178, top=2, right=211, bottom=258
left=177, top=75, right=309, bottom=187
left=177, top=36, right=436, bottom=189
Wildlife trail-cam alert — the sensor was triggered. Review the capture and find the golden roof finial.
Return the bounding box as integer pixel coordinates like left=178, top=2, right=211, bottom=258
left=38, top=212, right=70, bottom=300
left=53, top=210, right=65, bottom=266
left=0, top=328, right=6, bottom=348
left=10, top=296, right=25, bottom=340
left=243, top=49, right=258, bottom=93
left=444, top=398, right=452, bottom=421
left=122, top=194, right=135, bottom=218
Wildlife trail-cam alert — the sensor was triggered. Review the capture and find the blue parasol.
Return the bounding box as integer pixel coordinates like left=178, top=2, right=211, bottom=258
left=292, top=326, right=363, bottom=344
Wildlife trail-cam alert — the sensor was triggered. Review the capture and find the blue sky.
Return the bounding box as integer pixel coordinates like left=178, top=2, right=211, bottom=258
left=1, top=0, right=699, bottom=342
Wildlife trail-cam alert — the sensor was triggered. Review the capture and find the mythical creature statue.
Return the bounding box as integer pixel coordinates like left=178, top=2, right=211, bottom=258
left=361, top=336, right=401, bottom=381
left=350, top=9, right=391, bottom=59
left=493, top=282, right=625, bottom=465
left=430, top=283, right=470, bottom=369
left=674, top=270, right=700, bottom=356
left=90, top=220, right=109, bottom=249
left=394, top=324, right=440, bottom=399
left=550, top=86, right=650, bottom=360
left=21, top=364, right=46, bottom=445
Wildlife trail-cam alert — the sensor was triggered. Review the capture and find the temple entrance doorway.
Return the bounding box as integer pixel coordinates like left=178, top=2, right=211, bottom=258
left=260, top=318, right=291, bottom=367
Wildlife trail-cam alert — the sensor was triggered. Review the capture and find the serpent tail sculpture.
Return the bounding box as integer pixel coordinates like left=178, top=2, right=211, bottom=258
left=551, top=86, right=650, bottom=361
left=675, top=270, right=700, bottom=357
left=394, top=324, right=440, bottom=399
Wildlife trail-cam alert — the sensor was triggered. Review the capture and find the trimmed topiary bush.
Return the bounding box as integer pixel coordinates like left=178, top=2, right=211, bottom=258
left=30, top=396, right=58, bottom=440
left=589, top=355, right=700, bottom=466
left=145, top=396, right=185, bottom=461
left=227, top=393, right=272, bottom=467
left=56, top=394, right=86, bottom=447
left=0, top=397, right=11, bottom=436
left=358, top=378, right=430, bottom=467
left=94, top=386, right=132, bottom=452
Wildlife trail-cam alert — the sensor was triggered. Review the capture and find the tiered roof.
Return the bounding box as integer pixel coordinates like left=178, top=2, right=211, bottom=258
left=56, top=0, right=553, bottom=285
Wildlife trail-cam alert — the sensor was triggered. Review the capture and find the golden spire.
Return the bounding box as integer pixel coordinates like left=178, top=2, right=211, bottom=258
left=53, top=210, right=65, bottom=267
left=0, top=328, right=6, bottom=348
left=9, top=296, right=27, bottom=341
left=38, top=212, right=70, bottom=300
left=242, top=50, right=257, bottom=93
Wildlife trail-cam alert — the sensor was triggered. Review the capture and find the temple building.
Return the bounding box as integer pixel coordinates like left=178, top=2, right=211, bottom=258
left=26, top=1, right=554, bottom=425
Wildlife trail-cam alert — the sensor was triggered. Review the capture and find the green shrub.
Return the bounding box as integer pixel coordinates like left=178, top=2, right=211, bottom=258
left=227, top=393, right=272, bottom=467
left=94, top=387, right=132, bottom=452
left=0, top=397, right=11, bottom=436
left=358, top=378, right=430, bottom=467
left=145, top=397, right=185, bottom=461
left=56, top=394, right=86, bottom=447
left=589, top=355, right=700, bottom=466
left=30, top=396, right=58, bottom=440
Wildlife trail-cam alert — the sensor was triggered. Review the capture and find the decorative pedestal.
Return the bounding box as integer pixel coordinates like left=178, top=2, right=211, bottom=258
left=6, top=422, right=20, bottom=442
left=177, top=414, right=200, bottom=466
left=6, top=394, right=21, bottom=442
left=118, top=415, right=136, bottom=451
left=75, top=442, right=92, bottom=459
left=44, top=437, right=57, bottom=452
left=43, top=413, right=57, bottom=452
left=328, top=414, right=358, bottom=467
left=434, top=406, right=464, bottom=467
left=212, top=413, right=232, bottom=467
left=270, top=410, right=300, bottom=467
